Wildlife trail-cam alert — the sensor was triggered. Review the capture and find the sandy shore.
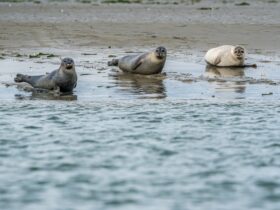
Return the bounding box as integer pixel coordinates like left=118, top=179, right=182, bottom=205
left=1, top=1, right=280, bottom=102
left=0, top=2, right=280, bottom=54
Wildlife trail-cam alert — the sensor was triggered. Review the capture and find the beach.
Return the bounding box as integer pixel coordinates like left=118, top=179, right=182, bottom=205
left=0, top=1, right=280, bottom=52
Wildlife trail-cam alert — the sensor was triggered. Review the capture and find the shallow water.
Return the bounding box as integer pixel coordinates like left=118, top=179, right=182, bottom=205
left=1, top=52, right=280, bottom=210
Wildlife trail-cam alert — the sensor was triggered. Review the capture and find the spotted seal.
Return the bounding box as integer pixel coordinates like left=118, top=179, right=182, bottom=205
left=108, top=47, right=167, bottom=75
left=14, top=58, right=77, bottom=93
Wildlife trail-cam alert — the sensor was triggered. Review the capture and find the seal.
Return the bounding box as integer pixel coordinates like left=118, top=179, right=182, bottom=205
left=108, top=47, right=167, bottom=75
left=14, top=58, right=77, bottom=93
left=204, top=45, right=246, bottom=67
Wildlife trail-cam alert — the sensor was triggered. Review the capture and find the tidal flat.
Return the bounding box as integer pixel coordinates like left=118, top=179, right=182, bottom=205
left=1, top=1, right=280, bottom=210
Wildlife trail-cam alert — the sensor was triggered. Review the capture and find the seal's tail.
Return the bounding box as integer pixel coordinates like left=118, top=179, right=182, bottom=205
left=108, top=59, right=119, bottom=66
left=14, top=74, right=27, bottom=83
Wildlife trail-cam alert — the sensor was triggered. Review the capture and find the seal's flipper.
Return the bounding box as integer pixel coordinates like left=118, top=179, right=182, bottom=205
left=132, top=60, right=142, bottom=71
left=53, top=86, right=61, bottom=97
left=132, top=56, right=145, bottom=71
left=14, top=74, right=41, bottom=86
left=242, top=63, right=257, bottom=68
left=108, top=59, right=119, bottom=66
left=213, top=56, right=221, bottom=66
left=14, top=74, right=27, bottom=83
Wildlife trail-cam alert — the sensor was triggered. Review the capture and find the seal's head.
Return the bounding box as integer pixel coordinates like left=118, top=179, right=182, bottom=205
left=155, top=47, right=167, bottom=60
left=61, top=57, right=75, bottom=71
left=233, top=46, right=245, bottom=60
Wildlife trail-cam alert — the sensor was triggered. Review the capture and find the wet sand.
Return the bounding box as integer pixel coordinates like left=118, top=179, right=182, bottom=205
left=0, top=2, right=280, bottom=53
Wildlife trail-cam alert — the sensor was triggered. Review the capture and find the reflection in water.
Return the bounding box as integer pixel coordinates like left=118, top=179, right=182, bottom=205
left=31, top=91, right=77, bottom=101
left=15, top=91, right=77, bottom=101
left=111, top=72, right=166, bottom=99
left=204, top=65, right=245, bottom=78
left=204, top=65, right=246, bottom=94
left=14, top=83, right=77, bottom=100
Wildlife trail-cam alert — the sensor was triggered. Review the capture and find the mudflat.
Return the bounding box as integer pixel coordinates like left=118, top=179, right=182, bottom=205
left=0, top=2, right=280, bottom=53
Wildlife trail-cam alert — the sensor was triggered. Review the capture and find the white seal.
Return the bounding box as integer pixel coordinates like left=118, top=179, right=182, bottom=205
left=204, top=45, right=245, bottom=67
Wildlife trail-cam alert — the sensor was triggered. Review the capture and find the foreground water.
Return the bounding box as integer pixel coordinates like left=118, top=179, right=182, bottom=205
left=1, top=51, right=280, bottom=210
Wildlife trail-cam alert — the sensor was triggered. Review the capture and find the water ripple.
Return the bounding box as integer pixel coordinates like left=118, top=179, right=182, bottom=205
left=1, top=100, right=280, bottom=210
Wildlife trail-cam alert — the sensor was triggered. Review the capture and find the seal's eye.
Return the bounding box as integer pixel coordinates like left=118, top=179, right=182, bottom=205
left=161, top=49, right=165, bottom=53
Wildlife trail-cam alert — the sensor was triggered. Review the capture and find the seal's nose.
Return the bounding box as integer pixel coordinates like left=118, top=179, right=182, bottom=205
left=159, top=48, right=166, bottom=56
left=66, top=63, right=73, bottom=69
left=159, top=51, right=166, bottom=58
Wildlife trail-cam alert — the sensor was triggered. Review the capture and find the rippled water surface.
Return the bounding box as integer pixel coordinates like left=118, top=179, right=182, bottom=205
left=1, top=53, right=280, bottom=210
